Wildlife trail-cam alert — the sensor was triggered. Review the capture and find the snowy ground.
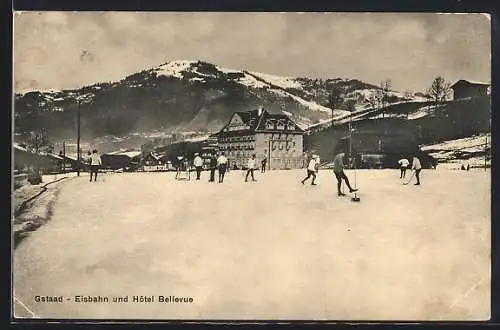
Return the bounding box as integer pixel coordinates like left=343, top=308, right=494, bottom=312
left=422, top=134, right=491, bottom=169
left=13, top=173, right=80, bottom=248
left=13, top=169, right=490, bottom=320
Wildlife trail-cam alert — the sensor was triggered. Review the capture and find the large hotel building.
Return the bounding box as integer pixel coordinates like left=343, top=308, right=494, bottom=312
left=211, top=108, right=305, bottom=170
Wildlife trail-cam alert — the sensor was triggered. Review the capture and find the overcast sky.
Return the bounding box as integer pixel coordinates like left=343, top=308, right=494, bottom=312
left=14, top=12, right=491, bottom=93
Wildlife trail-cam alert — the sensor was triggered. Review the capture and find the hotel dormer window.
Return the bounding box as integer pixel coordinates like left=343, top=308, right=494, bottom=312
left=287, top=122, right=295, bottom=130
left=277, top=120, right=285, bottom=130
left=265, top=120, right=274, bottom=130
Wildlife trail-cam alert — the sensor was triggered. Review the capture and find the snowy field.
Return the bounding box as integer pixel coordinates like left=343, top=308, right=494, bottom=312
left=422, top=134, right=491, bottom=169
left=13, top=169, right=490, bottom=320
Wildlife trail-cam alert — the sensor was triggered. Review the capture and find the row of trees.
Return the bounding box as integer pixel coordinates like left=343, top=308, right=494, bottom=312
left=327, top=78, right=395, bottom=123
left=327, top=76, right=453, bottom=123
left=22, top=128, right=55, bottom=154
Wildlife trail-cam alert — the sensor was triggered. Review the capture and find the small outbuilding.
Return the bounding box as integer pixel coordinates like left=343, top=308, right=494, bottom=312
left=450, top=80, right=490, bottom=100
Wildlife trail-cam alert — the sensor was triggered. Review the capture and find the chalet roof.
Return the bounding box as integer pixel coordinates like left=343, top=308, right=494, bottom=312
left=213, top=108, right=304, bottom=137
left=13, top=143, right=65, bottom=161
left=105, top=150, right=141, bottom=158
left=234, top=109, right=262, bottom=130
left=450, top=79, right=490, bottom=89
left=13, top=142, right=28, bottom=153
left=255, top=111, right=304, bottom=132
left=40, top=152, right=63, bottom=160
left=147, top=152, right=162, bottom=161
left=62, top=154, right=78, bottom=161
left=117, top=151, right=142, bottom=158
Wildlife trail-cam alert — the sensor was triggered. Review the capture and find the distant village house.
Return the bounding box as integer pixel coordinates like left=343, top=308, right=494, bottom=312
left=142, top=151, right=174, bottom=171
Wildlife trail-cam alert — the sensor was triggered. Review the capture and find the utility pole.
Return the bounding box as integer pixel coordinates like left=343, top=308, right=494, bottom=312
left=348, top=114, right=353, bottom=169
left=62, top=140, right=66, bottom=174
left=268, top=139, right=271, bottom=171
left=485, top=135, right=488, bottom=171
left=76, top=101, right=81, bottom=176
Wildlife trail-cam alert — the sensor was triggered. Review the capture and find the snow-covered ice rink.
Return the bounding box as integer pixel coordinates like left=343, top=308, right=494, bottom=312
left=13, top=168, right=490, bottom=320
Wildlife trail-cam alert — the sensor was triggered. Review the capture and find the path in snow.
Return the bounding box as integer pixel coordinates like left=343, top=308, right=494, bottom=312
left=13, top=169, right=490, bottom=320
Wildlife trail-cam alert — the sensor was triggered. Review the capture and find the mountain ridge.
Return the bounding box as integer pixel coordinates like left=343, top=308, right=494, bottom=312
left=14, top=60, right=431, bottom=146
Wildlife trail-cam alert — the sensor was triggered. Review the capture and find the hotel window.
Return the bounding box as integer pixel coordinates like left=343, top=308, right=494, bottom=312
left=287, top=122, right=295, bottom=130
left=266, top=120, right=274, bottom=130
left=277, top=120, right=286, bottom=130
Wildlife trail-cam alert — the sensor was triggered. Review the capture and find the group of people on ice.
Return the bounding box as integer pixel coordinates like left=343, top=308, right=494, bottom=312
left=84, top=147, right=426, bottom=192
left=184, top=152, right=264, bottom=183
left=301, top=152, right=359, bottom=195
left=397, top=155, right=423, bottom=185
left=300, top=151, right=425, bottom=196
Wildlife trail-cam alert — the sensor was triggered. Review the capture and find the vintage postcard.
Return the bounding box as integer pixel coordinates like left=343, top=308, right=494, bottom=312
left=12, top=12, right=491, bottom=320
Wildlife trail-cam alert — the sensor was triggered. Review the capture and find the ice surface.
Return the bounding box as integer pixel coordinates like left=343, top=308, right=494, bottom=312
left=13, top=169, right=490, bottom=320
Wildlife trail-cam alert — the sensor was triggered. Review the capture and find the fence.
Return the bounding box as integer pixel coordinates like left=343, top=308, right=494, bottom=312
left=13, top=174, right=28, bottom=189
left=143, top=164, right=175, bottom=172
left=268, top=157, right=306, bottom=170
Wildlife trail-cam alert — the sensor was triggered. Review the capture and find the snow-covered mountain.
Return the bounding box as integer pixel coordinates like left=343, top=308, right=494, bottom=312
left=14, top=60, right=430, bottom=143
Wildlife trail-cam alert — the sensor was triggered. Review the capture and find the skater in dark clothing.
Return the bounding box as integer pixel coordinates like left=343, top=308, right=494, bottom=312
left=333, top=152, right=358, bottom=196
left=208, top=153, right=217, bottom=182
left=86, top=151, right=92, bottom=172
left=245, top=154, right=257, bottom=182
left=398, top=157, right=409, bottom=179
left=261, top=157, right=267, bottom=173
left=301, top=155, right=318, bottom=185
left=412, top=155, right=422, bottom=185
left=89, top=149, right=102, bottom=182
left=217, top=152, right=228, bottom=183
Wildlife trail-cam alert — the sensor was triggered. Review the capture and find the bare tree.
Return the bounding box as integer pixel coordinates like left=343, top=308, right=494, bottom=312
left=378, top=79, right=393, bottom=109
left=328, top=85, right=344, bottom=127
left=368, top=89, right=384, bottom=110
left=27, top=128, right=51, bottom=154
left=345, top=99, right=357, bottom=112
left=427, top=76, right=452, bottom=114
left=380, top=79, right=392, bottom=92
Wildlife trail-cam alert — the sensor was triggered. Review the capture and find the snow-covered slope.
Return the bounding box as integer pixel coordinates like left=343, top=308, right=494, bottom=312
left=421, top=133, right=491, bottom=168
left=152, top=60, right=427, bottom=118
left=248, top=71, right=304, bottom=90
left=154, top=60, right=336, bottom=115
